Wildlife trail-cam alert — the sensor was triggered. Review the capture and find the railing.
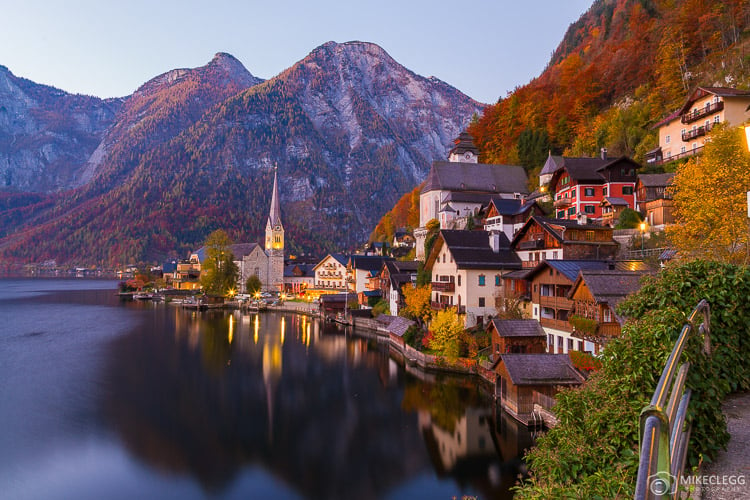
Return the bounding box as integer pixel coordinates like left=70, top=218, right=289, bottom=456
left=431, top=281, right=455, bottom=292
left=681, top=122, right=711, bottom=142
left=680, top=101, right=723, bottom=124
left=554, top=197, right=572, bottom=208
left=634, top=300, right=711, bottom=499
left=518, top=239, right=545, bottom=250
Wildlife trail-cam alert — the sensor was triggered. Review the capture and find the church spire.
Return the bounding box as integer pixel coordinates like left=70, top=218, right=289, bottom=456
left=268, top=165, right=282, bottom=229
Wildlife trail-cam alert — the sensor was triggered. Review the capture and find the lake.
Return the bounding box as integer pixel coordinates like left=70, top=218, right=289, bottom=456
left=0, top=279, right=534, bottom=499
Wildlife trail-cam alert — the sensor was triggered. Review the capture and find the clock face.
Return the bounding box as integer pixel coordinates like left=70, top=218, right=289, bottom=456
left=275, top=225, right=281, bottom=231
left=464, top=151, right=473, bottom=160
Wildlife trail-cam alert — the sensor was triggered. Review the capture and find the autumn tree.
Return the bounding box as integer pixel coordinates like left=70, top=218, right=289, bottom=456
left=200, top=229, right=239, bottom=296
left=428, top=308, right=465, bottom=359
left=667, top=125, right=750, bottom=264
left=401, top=284, right=432, bottom=330
left=245, top=274, right=262, bottom=296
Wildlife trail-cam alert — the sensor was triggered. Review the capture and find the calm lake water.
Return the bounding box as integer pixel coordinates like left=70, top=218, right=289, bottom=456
left=0, top=279, right=534, bottom=499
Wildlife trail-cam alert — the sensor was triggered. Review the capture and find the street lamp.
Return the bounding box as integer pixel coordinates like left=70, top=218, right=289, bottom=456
left=639, top=222, right=647, bottom=253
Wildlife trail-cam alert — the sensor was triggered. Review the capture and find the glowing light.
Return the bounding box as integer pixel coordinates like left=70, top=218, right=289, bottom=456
left=280, top=317, right=285, bottom=344
left=228, top=315, right=234, bottom=344
left=254, top=315, right=259, bottom=344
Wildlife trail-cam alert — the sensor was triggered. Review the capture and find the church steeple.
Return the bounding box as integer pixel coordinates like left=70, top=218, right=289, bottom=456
left=265, top=166, right=284, bottom=252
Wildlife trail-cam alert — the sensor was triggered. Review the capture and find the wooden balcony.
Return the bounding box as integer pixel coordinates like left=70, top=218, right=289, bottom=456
left=681, top=101, right=723, bottom=124
left=518, top=239, right=545, bottom=250
left=553, top=197, right=572, bottom=208
left=431, top=301, right=465, bottom=314
left=540, top=317, right=573, bottom=333
left=431, top=281, right=455, bottom=292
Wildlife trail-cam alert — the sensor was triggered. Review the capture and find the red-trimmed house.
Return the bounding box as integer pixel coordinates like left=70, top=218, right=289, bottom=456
left=550, top=153, right=640, bottom=222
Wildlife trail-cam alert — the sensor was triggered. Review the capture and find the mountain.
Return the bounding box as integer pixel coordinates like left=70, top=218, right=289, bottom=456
left=468, top=0, right=750, bottom=171
left=0, top=42, right=482, bottom=266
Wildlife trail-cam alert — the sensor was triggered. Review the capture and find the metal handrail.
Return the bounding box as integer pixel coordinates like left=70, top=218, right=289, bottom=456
left=634, top=300, right=711, bottom=499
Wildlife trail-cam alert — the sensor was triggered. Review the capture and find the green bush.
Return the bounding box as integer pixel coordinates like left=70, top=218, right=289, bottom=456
left=515, top=260, right=750, bottom=497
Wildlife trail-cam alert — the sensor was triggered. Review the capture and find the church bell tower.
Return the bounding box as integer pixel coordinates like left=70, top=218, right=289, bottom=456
left=265, top=167, right=284, bottom=291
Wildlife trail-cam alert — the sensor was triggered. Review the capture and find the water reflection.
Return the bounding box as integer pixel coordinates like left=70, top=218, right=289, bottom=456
left=1, top=283, right=534, bottom=499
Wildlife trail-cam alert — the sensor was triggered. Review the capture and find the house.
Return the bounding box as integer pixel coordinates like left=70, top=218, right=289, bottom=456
left=392, top=228, right=415, bottom=249
left=380, top=260, right=419, bottom=316
left=526, top=259, right=651, bottom=355
left=414, top=132, right=529, bottom=260
left=636, top=173, right=675, bottom=228
left=312, top=254, right=349, bottom=294
left=283, top=262, right=315, bottom=295
left=539, top=153, right=565, bottom=188
left=482, top=197, right=544, bottom=241
left=646, top=87, right=750, bottom=165
left=347, top=255, right=394, bottom=295
left=510, top=216, right=619, bottom=268
left=172, top=257, right=201, bottom=290
left=493, top=353, right=585, bottom=425
left=599, top=197, right=630, bottom=227
left=549, top=152, right=640, bottom=222
left=425, top=229, right=522, bottom=328
left=488, top=319, right=547, bottom=361
left=568, top=269, right=650, bottom=346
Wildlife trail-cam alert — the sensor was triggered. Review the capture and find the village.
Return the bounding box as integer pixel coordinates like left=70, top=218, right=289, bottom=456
left=63, top=86, right=750, bottom=431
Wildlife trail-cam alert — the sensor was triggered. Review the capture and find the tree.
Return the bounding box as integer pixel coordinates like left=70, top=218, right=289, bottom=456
left=667, top=125, right=750, bottom=264
left=245, top=274, right=262, bottom=296
left=614, top=207, right=642, bottom=229
left=200, top=229, right=239, bottom=296
left=428, top=308, right=465, bottom=359
left=401, top=284, right=432, bottom=329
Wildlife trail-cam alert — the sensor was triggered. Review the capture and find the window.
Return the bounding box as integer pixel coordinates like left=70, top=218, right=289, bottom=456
left=681, top=146, right=686, bottom=154
left=714, top=115, right=720, bottom=124
left=458, top=275, right=461, bottom=286
left=571, top=188, right=577, bottom=198
left=584, top=205, right=595, bottom=214
left=603, top=186, right=608, bottom=196
left=567, top=338, right=574, bottom=351
left=567, top=207, right=575, bottom=216
left=622, top=186, right=633, bottom=195
left=692, top=143, right=698, bottom=151
left=548, top=334, right=554, bottom=351
left=478, top=297, right=485, bottom=307
left=557, top=210, right=565, bottom=218
left=665, top=134, right=670, bottom=144
left=584, top=187, right=595, bottom=197
left=586, top=231, right=595, bottom=241
left=478, top=275, right=485, bottom=286
left=552, top=251, right=558, bottom=259
left=495, top=275, right=501, bottom=286
left=557, top=336, right=563, bottom=352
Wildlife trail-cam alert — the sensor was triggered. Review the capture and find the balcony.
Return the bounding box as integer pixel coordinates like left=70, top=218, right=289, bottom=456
left=682, top=122, right=712, bottom=141
left=518, top=239, right=545, bottom=250
left=431, top=301, right=465, bottom=314
left=553, top=197, right=572, bottom=208
left=431, top=281, right=455, bottom=292
left=681, top=101, right=723, bottom=124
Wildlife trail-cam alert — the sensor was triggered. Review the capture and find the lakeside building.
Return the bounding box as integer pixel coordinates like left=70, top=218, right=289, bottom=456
left=425, top=229, right=522, bottom=328
left=646, top=87, right=750, bottom=165
left=378, top=260, right=419, bottom=316
left=636, top=173, right=675, bottom=228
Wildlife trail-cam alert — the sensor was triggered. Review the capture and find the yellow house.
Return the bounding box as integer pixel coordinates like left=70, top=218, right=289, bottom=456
left=647, top=87, right=750, bottom=165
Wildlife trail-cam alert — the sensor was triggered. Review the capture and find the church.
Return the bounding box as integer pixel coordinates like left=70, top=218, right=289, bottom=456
left=235, top=168, right=285, bottom=292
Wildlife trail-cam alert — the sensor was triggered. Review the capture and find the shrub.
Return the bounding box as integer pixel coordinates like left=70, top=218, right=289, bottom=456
left=515, top=260, right=750, bottom=497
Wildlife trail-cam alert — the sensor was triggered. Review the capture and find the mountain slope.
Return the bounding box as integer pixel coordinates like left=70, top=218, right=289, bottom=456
left=0, top=42, right=482, bottom=265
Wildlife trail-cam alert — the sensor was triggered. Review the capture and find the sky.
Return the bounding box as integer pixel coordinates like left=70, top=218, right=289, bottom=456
left=0, top=0, right=593, bottom=104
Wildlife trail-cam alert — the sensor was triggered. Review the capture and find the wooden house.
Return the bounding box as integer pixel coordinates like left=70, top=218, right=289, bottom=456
left=488, top=319, right=547, bottom=361
left=636, top=173, right=675, bottom=228
left=493, top=354, right=585, bottom=425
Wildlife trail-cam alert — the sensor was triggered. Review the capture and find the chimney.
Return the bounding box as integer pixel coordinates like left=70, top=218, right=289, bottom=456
left=601, top=147, right=608, bottom=160
left=577, top=212, right=588, bottom=225
left=489, top=230, right=501, bottom=253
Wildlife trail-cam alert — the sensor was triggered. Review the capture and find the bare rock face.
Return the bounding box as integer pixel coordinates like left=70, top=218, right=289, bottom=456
left=0, top=42, right=483, bottom=264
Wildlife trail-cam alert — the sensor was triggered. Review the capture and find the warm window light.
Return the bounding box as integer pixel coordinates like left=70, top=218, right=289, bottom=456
left=640, top=222, right=646, bottom=231
left=744, top=125, right=750, bottom=152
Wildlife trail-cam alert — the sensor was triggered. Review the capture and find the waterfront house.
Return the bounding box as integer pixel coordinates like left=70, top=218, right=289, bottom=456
left=636, top=173, right=675, bottom=228
left=568, top=269, right=650, bottom=346
left=510, top=216, right=619, bottom=268
left=549, top=152, right=639, bottom=222
left=347, top=255, right=394, bottom=296
left=493, top=353, right=585, bottom=425
left=425, top=229, right=522, bottom=328
left=488, top=319, right=547, bottom=361
left=313, top=254, right=349, bottom=294
left=379, top=260, right=419, bottom=316
left=526, top=259, right=650, bottom=355
left=283, top=262, right=315, bottom=295
left=646, top=87, right=750, bottom=165
left=414, top=132, right=528, bottom=260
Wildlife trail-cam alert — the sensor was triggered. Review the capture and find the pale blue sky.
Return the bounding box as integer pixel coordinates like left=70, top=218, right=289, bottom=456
left=0, top=0, right=592, bottom=104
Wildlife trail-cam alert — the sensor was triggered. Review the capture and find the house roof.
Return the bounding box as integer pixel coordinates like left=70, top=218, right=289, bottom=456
left=540, top=154, right=565, bottom=176
left=637, top=173, right=675, bottom=188
left=487, top=197, right=538, bottom=216
left=430, top=229, right=521, bottom=270
left=422, top=161, right=528, bottom=195
left=548, top=156, right=641, bottom=188
left=448, top=131, right=480, bottom=157
left=313, top=253, right=349, bottom=271
left=490, top=319, right=546, bottom=337
left=569, top=269, right=650, bottom=307
left=525, top=259, right=651, bottom=282
left=497, top=354, right=585, bottom=386
left=382, top=316, right=415, bottom=337
left=193, top=242, right=261, bottom=263
left=678, top=86, right=750, bottom=115
left=349, top=255, right=394, bottom=274
left=652, top=109, right=681, bottom=129
left=442, top=191, right=496, bottom=204
left=601, top=196, right=629, bottom=207
left=384, top=260, right=419, bottom=289
left=284, top=263, right=315, bottom=278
